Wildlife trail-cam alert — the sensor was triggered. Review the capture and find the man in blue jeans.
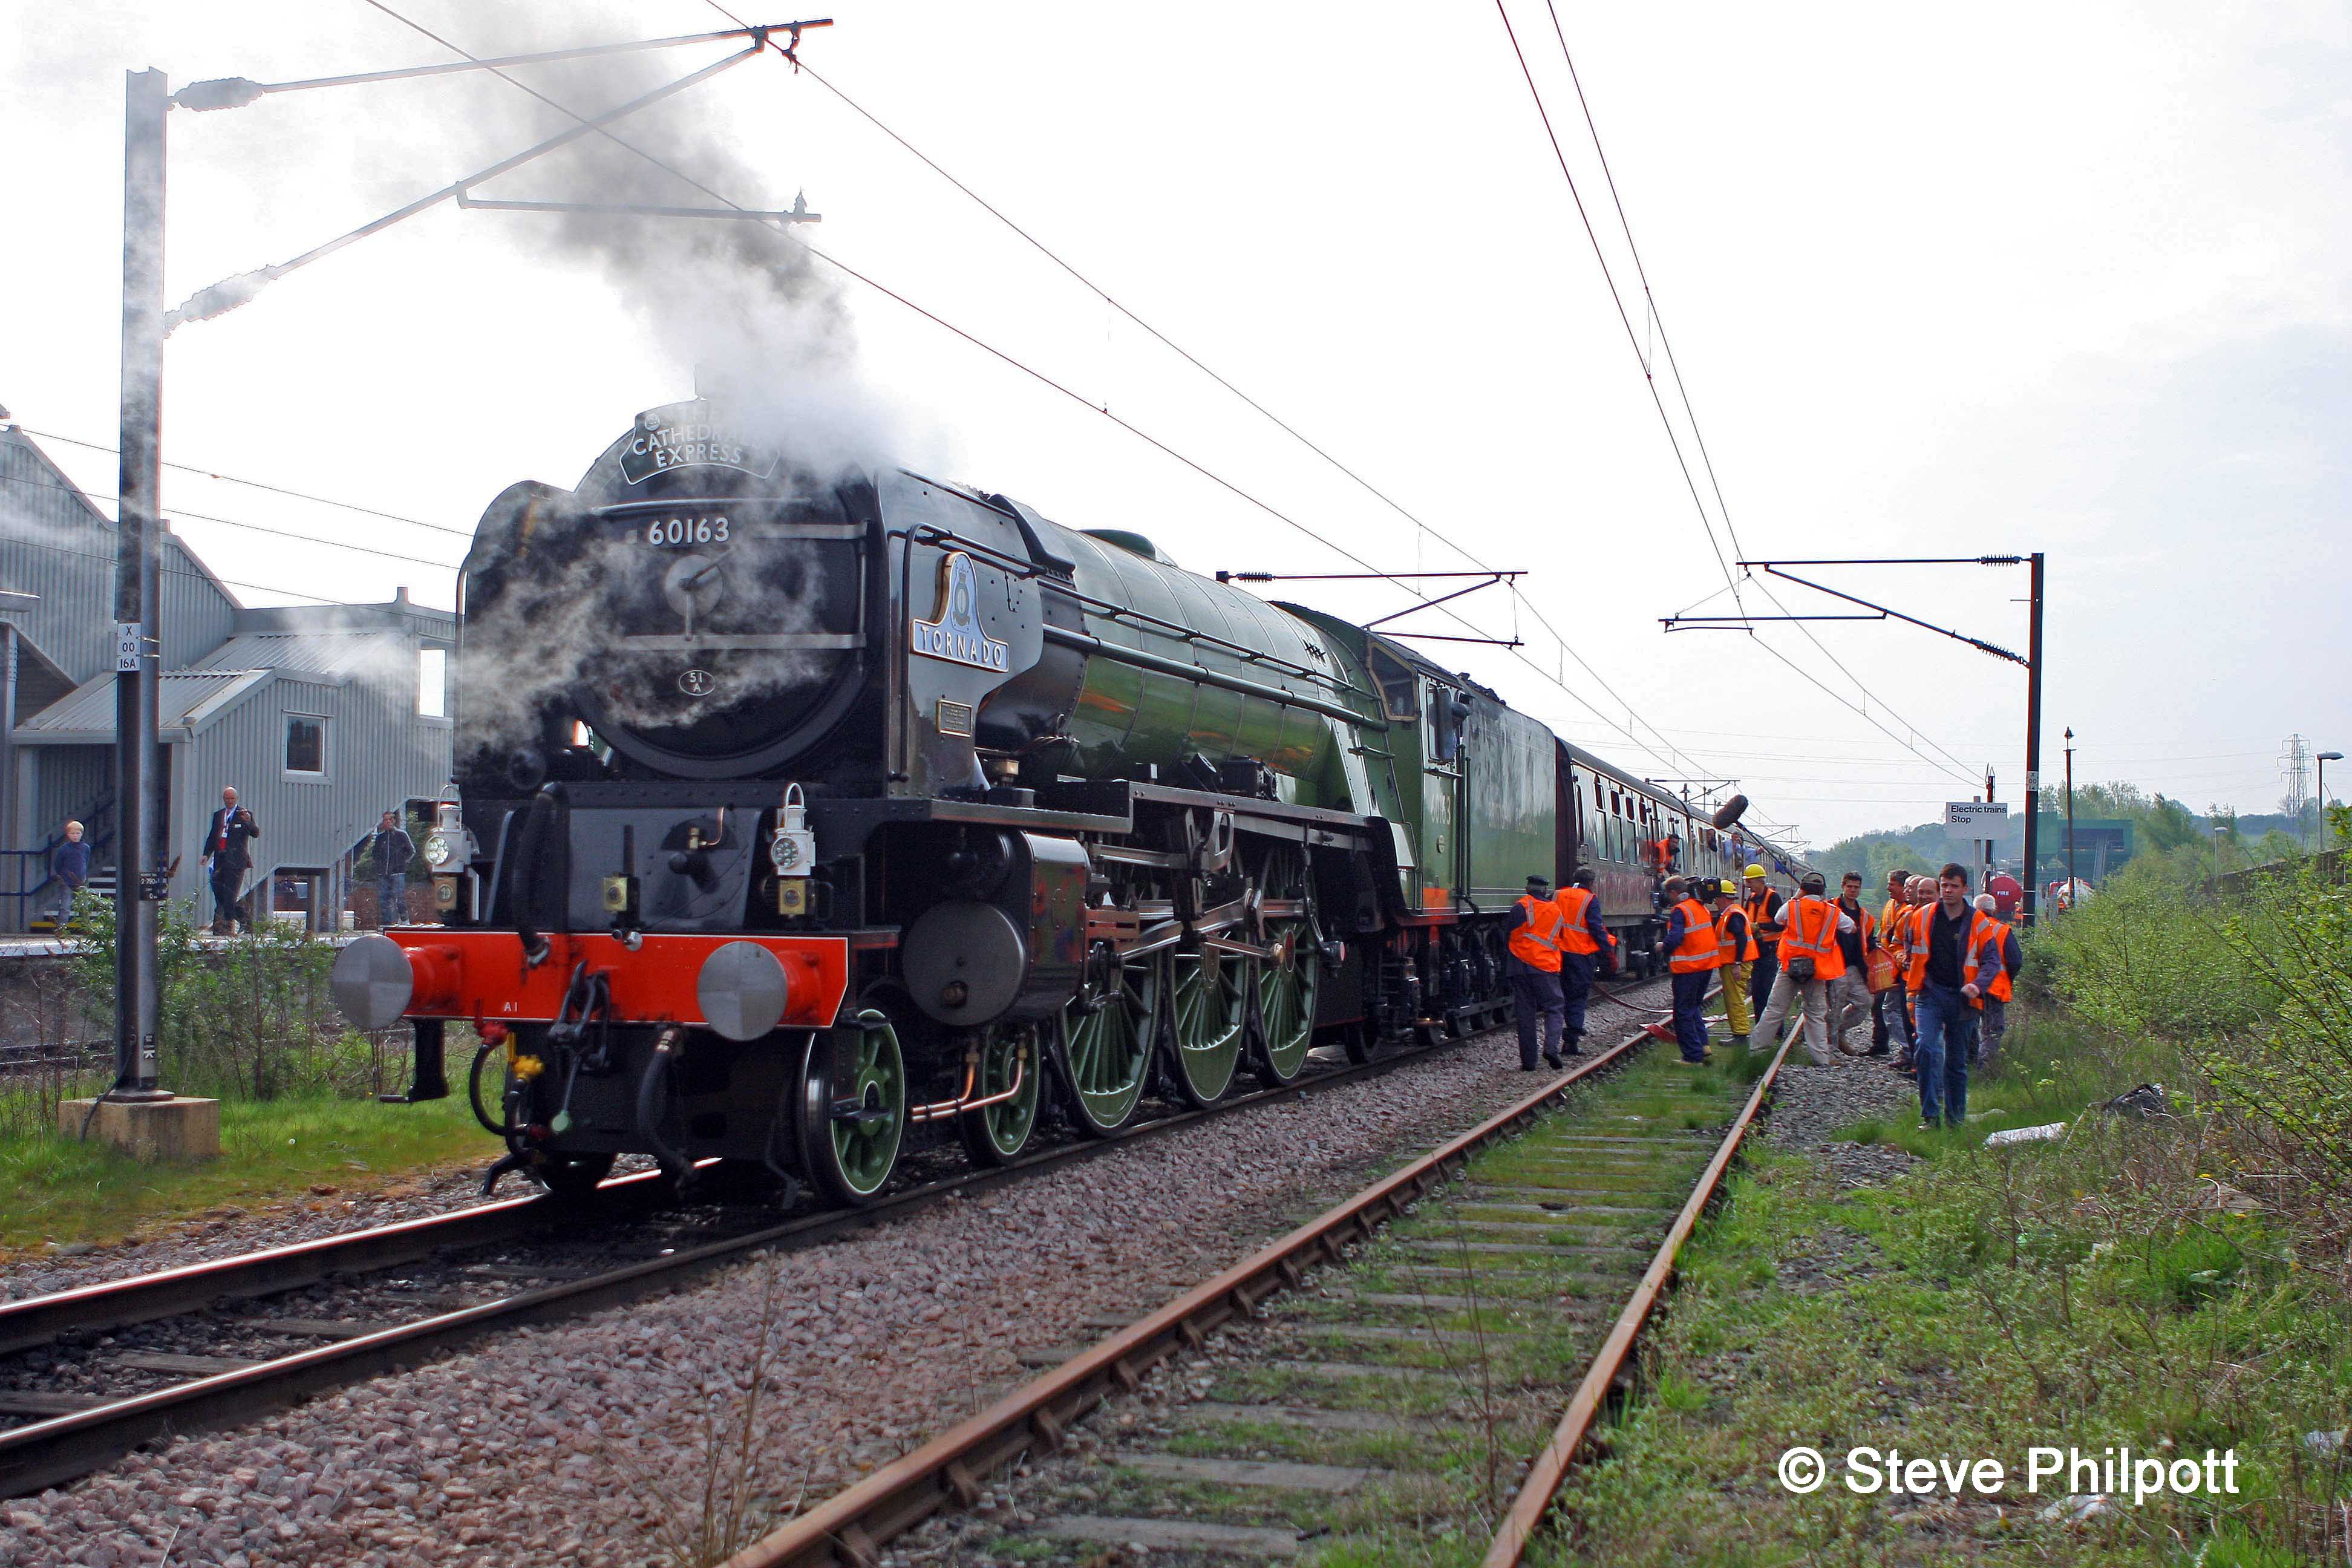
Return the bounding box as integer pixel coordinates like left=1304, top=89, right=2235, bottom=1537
left=1907, top=862, right=2006, bottom=1129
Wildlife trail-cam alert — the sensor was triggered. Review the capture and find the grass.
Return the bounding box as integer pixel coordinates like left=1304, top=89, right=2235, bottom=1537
left=1534, top=1008, right=2352, bottom=1566
left=0, top=1091, right=492, bottom=1256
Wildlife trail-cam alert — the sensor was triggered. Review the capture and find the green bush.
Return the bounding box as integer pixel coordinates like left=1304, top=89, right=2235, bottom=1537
left=65, top=895, right=401, bottom=1103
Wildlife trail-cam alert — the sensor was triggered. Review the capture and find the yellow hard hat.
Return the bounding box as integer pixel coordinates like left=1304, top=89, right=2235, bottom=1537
left=1743, top=863, right=1766, bottom=879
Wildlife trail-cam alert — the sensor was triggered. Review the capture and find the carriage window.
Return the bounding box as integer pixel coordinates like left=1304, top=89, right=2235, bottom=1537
left=1367, top=644, right=1420, bottom=721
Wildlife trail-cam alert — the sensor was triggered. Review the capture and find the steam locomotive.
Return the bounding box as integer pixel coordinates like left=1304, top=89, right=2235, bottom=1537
left=332, top=400, right=1810, bottom=1204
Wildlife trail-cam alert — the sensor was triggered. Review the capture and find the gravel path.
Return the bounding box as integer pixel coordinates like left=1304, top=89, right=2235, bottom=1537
left=1762, top=1042, right=1919, bottom=1152
left=0, top=997, right=1668, bottom=1568
left=1757, top=1025, right=1924, bottom=1207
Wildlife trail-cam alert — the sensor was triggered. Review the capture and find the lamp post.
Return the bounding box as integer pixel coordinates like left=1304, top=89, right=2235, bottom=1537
left=2321, top=751, right=2344, bottom=848
left=97, top=21, right=826, bottom=1129
left=2063, top=728, right=2076, bottom=907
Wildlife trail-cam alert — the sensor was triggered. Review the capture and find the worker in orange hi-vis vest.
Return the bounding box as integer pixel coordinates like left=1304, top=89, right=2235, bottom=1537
left=1661, top=878, right=1723, bottom=1065
left=1906, top=864, right=2008, bottom=1128
left=1825, top=870, right=1880, bottom=1054
left=1552, top=866, right=1613, bottom=1059
left=1750, top=871, right=1848, bottom=1065
left=1892, top=875, right=1936, bottom=1074
left=1708, top=879, right=1756, bottom=1049
left=1871, top=867, right=1916, bottom=1060
left=1505, top=874, right=1569, bottom=1071
left=1740, top=865, right=1786, bottom=1023
left=1972, top=893, right=2022, bottom=1071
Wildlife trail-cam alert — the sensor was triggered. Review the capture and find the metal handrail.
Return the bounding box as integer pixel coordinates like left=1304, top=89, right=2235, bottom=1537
left=4, top=791, right=117, bottom=927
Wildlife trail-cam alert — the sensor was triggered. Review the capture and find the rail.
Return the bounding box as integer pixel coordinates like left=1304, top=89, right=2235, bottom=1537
left=0, top=987, right=1567, bottom=1498
left=1481, top=1030, right=1795, bottom=1564
left=718, top=1005, right=1749, bottom=1568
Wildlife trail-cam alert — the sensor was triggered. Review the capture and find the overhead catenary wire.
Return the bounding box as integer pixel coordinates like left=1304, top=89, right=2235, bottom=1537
left=0, top=522, right=345, bottom=607
left=1494, top=1, right=1982, bottom=792
left=10, top=425, right=472, bottom=540
left=342, top=0, right=1744, bottom=791
left=0, top=471, right=465, bottom=577
left=699, top=1, right=1760, bottom=795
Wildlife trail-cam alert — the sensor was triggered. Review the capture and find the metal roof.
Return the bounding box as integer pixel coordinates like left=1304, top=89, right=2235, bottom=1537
left=13, top=669, right=271, bottom=745
left=191, top=630, right=402, bottom=678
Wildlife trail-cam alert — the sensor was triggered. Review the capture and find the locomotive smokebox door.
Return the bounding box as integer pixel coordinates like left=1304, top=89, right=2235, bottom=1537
left=901, top=832, right=1089, bottom=1026
left=905, top=547, right=1043, bottom=791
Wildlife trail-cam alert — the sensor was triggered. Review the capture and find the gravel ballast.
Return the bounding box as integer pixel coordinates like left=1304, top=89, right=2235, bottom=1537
left=0, top=1168, right=501, bottom=1306
left=0, top=996, right=1674, bottom=1568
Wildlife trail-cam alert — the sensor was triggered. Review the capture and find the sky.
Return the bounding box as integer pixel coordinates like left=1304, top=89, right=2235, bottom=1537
left=3, top=0, right=2346, bottom=849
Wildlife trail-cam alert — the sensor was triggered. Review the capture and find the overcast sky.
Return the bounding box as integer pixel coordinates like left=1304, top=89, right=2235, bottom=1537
left=5, top=1, right=2345, bottom=848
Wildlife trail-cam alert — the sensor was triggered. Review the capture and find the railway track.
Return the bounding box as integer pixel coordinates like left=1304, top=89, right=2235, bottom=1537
left=0, top=979, right=1676, bottom=1500
left=716, top=996, right=1781, bottom=1568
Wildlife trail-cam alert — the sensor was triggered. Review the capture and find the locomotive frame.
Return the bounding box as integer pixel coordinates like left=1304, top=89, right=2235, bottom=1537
left=333, top=399, right=1810, bottom=1205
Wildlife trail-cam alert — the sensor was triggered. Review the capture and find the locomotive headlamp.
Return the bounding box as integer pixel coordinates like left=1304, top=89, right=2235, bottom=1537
left=420, top=786, right=475, bottom=870
left=770, top=783, right=816, bottom=874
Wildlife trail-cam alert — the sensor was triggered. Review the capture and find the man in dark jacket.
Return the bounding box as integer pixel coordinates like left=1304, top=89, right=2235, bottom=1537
left=368, top=810, right=416, bottom=927
left=50, top=819, right=90, bottom=930
left=201, top=786, right=260, bottom=935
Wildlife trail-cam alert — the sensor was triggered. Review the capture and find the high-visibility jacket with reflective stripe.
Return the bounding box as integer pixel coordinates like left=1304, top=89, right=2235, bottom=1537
left=1553, top=886, right=1602, bottom=955
left=1667, top=898, right=1723, bottom=973
left=1508, top=894, right=1564, bottom=973
left=1716, top=904, right=1758, bottom=962
left=1976, top=917, right=2016, bottom=1002
left=1905, top=904, right=2002, bottom=1005
left=1744, top=887, right=1785, bottom=942
left=1880, top=898, right=1910, bottom=955
left=1777, top=895, right=1847, bottom=980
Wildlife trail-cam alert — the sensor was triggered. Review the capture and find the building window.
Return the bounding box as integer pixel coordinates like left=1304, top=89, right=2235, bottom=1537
left=417, top=648, right=447, bottom=717
left=285, top=714, right=327, bottom=775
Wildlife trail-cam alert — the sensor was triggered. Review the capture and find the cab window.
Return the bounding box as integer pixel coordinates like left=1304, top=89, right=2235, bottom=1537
left=1367, top=644, right=1419, bottom=721
left=1426, top=682, right=1462, bottom=764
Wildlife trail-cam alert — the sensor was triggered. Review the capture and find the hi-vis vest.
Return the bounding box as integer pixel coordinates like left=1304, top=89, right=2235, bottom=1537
left=1880, top=898, right=1910, bottom=955
left=1509, top=894, right=1564, bottom=973
left=1976, top=917, right=2016, bottom=1003
left=1777, top=895, right=1846, bottom=980
left=1553, top=887, right=1602, bottom=955
left=1716, top=904, right=1759, bottom=962
left=1667, top=898, right=1723, bottom=973
left=1904, top=904, right=2001, bottom=1006
left=1743, top=887, right=1785, bottom=942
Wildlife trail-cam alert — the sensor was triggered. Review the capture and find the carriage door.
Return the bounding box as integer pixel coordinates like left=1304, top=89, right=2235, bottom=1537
left=1424, top=678, right=1467, bottom=906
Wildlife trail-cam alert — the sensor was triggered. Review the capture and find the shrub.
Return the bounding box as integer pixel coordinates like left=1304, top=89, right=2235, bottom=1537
left=65, top=895, right=399, bottom=1103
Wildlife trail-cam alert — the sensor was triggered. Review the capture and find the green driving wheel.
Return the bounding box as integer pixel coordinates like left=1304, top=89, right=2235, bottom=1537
left=1251, top=846, right=1319, bottom=1085
left=1056, top=936, right=1158, bottom=1137
left=960, top=1022, right=1043, bottom=1166
left=1169, top=941, right=1248, bottom=1106
left=800, top=1009, right=906, bottom=1206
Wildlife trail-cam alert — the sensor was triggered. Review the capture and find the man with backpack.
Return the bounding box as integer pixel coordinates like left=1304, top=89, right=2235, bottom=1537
left=1750, top=871, right=1847, bottom=1065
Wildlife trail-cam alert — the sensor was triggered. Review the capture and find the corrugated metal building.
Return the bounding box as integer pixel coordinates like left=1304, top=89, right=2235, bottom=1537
left=0, top=423, right=454, bottom=929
